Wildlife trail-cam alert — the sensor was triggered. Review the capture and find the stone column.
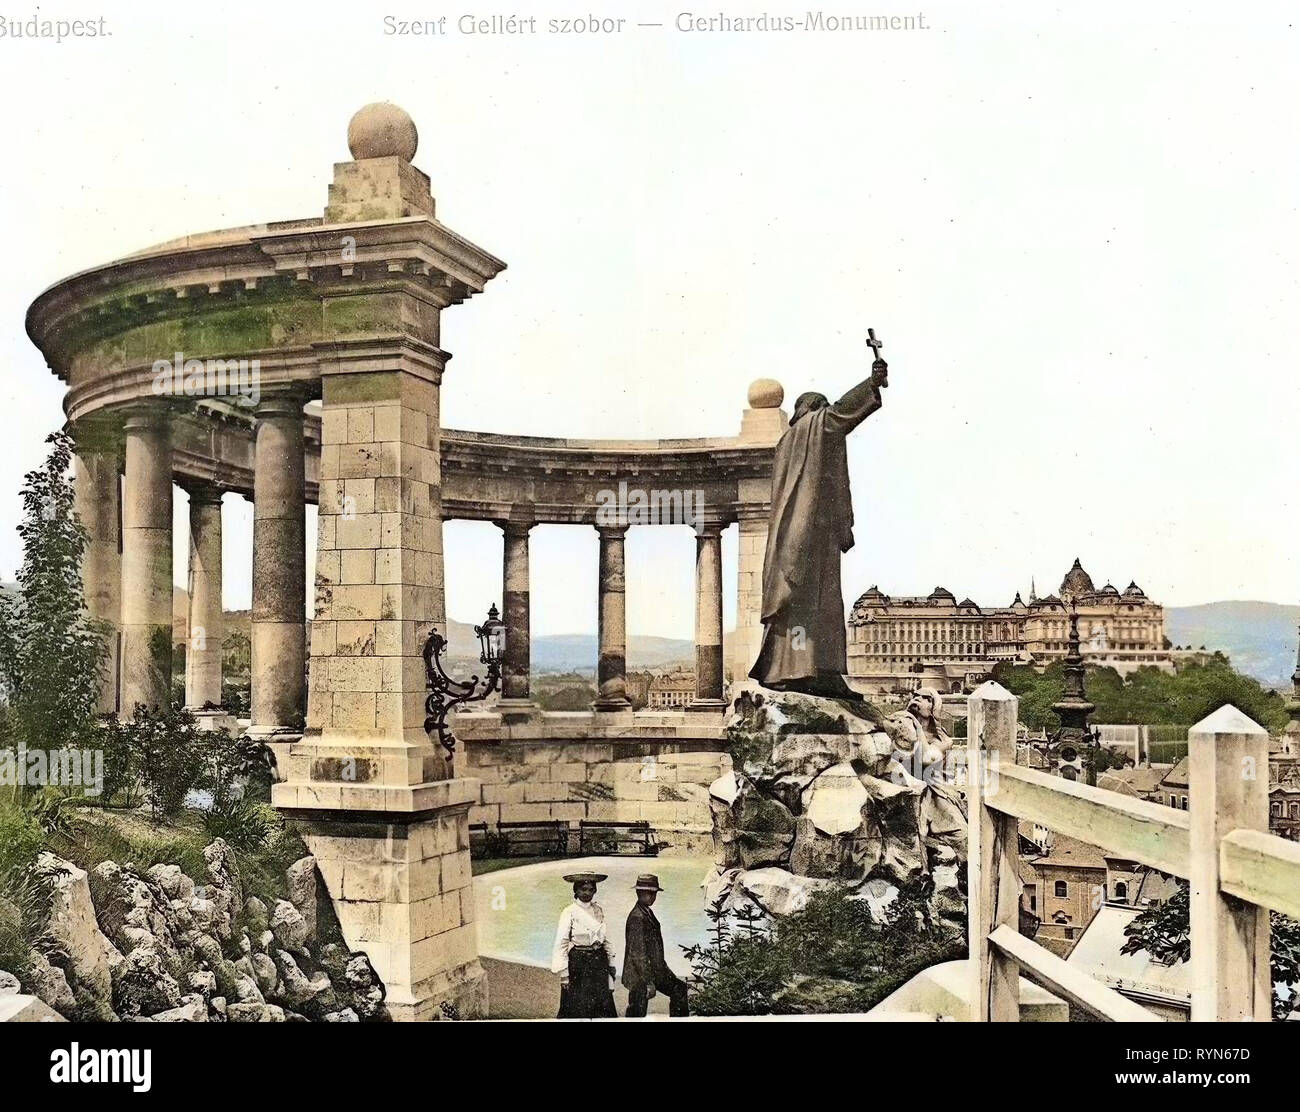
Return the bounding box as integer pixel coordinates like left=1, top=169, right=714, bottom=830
left=184, top=483, right=225, bottom=713
left=119, top=408, right=173, bottom=713
left=497, top=520, right=533, bottom=715
left=592, top=524, right=631, bottom=711
left=690, top=523, right=726, bottom=711
left=73, top=445, right=121, bottom=715
left=249, top=389, right=307, bottom=741
left=732, top=510, right=769, bottom=687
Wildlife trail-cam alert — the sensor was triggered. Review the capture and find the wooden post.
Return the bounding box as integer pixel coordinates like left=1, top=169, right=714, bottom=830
left=967, top=681, right=1021, bottom=1021
left=1188, top=704, right=1270, bottom=1022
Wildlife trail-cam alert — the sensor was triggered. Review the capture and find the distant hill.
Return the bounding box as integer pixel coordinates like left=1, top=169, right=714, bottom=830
left=1166, top=601, right=1299, bottom=689
left=446, top=620, right=692, bottom=673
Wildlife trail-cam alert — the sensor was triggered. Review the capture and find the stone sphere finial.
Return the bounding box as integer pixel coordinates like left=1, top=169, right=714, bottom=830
left=347, top=102, right=418, bottom=162
left=747, top=378, right=784, bottom=409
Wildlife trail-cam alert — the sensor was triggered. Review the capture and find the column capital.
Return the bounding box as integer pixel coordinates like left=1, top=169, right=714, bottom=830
left=594, top=522, right=629, bottom=539
left=255, top=385, right=311, bottom=419
left=693, top=520, right=725, bottom=539
left=179, top=479, right=226, bottom=506
left=495, top=518, right=535, bottom=538
left=121, top=403, right=172, bottom=434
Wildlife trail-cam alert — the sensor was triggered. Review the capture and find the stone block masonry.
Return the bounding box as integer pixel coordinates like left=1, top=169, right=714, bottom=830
left=458, top=716, right=732, bottom=857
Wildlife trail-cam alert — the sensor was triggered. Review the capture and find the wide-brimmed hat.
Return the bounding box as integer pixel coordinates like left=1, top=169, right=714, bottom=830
left=562, top=873, right=607, bottom=884
left=633, top=874, right=664, bottom=892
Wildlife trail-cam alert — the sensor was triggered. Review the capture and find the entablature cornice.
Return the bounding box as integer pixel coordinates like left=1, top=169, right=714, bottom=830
left=28, top=216, right=505, bottom=378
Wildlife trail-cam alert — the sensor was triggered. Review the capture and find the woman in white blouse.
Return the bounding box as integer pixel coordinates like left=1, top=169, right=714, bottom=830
left=551, top=871, right=618, bottom=1018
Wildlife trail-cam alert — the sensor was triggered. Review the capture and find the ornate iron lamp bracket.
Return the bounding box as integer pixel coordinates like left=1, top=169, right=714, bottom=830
left=423, top=606, right=505, bottom=758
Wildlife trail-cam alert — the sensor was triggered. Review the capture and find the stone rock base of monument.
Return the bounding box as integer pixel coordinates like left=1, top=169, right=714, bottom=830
left=707, top=682, right=969, bottom=929
left=298, top=807, right=487, bottom=1021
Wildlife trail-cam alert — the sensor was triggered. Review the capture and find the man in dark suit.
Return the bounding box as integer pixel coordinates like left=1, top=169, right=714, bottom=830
left=622, top=874, right=689, bottom=1017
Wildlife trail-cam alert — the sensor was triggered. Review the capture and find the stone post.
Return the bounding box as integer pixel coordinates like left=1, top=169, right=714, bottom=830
left=967, top=681, right=1021, bottom=1021
left=592, top=524, right=631, bottom=711
left=184, top=483, right=225, bottom=713
left=249, top=388, right=307, bottom=743
left=690, top=522, right=726, bottom=711
left=73, top=444, right=121, bottom=715
left=119, top=408, right=173, bottom=713
left=1188, top=705, right=1271, bottom=1022
left=497, top=520, right=534, bottom=715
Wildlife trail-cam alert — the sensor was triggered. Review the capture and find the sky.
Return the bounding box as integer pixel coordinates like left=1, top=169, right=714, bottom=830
left=0, top=1, right=1296, bottom=639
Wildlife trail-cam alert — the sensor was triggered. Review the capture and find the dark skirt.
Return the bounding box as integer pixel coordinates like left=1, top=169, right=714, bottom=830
left=557, top=945, right=617, bottom=1019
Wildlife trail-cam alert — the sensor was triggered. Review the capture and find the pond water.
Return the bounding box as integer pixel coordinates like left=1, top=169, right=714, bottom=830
left=473, top=856, right=714, bottom=969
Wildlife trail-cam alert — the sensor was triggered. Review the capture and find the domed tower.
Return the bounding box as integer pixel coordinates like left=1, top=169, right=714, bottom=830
left=1059, top=557, right=1095, bottom=604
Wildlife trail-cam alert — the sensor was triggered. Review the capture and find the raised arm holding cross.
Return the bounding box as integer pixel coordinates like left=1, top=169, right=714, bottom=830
left=866, top=327, right=888, bottom=388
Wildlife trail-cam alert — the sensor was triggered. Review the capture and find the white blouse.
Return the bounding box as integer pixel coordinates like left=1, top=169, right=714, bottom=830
left=551, top=899, right=617, bottom=975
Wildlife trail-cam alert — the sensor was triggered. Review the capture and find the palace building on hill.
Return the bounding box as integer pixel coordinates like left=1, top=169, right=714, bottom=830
left=846, top=558, right=1172, bottom=697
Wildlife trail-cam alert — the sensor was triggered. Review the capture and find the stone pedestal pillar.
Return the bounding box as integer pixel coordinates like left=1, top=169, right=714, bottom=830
left=274, top=363, right=487, bottom=1021
left=592, top=524, right=631, bottom=711
left=273, top=102, right=504, bottom=1022
left=119, top=409, right=173, bottom=713
left=249, top=390, right=307, bottom=741
left=732, top=512, right=769, bottom=689
left=497, top=520, right=533, bottom=716
left=690, top=523, right=726, bottom=711
left=74, top=446, right=122, bottom=715
left=184, top=484, right=225, bottom=711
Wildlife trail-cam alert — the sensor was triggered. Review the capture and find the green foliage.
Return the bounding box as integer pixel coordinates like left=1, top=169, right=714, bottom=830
left=682, top=886, right=966, bottom=1016
left=202, top=798, right=275, bottom=852
left=992, top=655, right=1288, bottom=734
left=0, top=431, right=108, bottom=760
left=23, top=788, right=75, bottom=839
left=203, top=731, right=275, bottom=807
left=90, top=705, right=273, bottom=819
left=116, top=705, right=209, bottom=820
left=1122, top=881, right=1299, bottom=1020
left=0, top=799, right=50, bottom=977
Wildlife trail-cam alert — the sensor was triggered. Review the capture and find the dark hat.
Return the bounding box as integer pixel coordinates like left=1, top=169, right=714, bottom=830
left=562, top=872, right=607, bottom=884
left=634, top=874, right=664, bottom=892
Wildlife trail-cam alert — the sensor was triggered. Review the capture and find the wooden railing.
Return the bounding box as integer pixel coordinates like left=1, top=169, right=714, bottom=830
left=966, top=682, right=1294, bottom=1022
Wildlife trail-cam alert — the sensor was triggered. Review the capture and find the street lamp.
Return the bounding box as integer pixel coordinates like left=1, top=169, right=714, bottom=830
left=423, top=604, right=505, bottom=758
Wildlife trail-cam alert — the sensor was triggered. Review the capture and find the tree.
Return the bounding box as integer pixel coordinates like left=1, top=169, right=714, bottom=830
left=0, top=432, right=108, bottom=760
left=1122, top=881, right=1300, bottom=1020
left=991, top=656, right=1289, bottom=735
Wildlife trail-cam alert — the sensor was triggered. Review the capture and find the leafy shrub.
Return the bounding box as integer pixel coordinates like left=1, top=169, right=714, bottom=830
left=203, top=732, right=275, bottom=807
left=1123, top=880, right=1300, bottom=1020
left=24, top=788, right=74, bottom=838
left=0, top=800, right=50, bottom=977
left=202, top=798, right=276, bottom=852
left=683, top=885, right=965, bottom=1016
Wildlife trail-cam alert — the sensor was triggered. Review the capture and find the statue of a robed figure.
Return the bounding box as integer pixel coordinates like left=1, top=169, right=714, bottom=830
left=749, top=331, right=890, bottom=700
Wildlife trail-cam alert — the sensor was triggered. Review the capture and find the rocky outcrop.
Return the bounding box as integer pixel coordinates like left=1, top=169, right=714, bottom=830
left=3, top=843, right=388, bottom=1024
left=36, top=853, right=122, bottom=1018
left=707, top=684, right=969, bottom=931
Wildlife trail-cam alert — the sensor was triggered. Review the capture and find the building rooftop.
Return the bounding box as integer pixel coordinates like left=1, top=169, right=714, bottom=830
left=1161, top=756, right=1190, bottom=790
left=1030, top=833, right=1109, bottom=870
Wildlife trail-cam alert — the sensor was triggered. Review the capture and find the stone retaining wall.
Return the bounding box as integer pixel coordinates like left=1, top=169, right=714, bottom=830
left=458, top=712, right=731, bottom=856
